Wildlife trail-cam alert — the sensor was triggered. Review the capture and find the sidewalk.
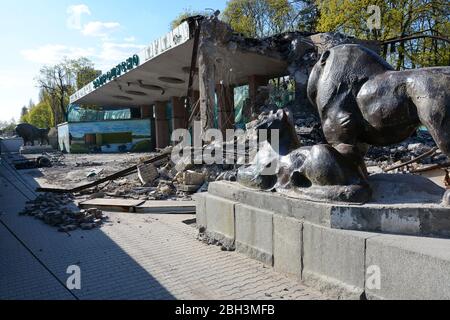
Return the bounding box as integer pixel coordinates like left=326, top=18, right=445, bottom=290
left=0, top=158, right=327, bottom=300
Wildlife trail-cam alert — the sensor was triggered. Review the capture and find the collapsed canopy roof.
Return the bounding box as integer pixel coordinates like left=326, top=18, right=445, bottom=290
left=70, top=18, right=288, bottom=107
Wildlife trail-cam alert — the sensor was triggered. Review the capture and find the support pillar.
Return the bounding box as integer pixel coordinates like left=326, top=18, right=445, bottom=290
left=248, top=75, right=268, bottom=117
left=140, top=105, right=153, bottom=119
left=154, top=101, right=170, bottom=149
left=198, top=29, right=216, bottom=136
left=171, top=97, right=187, bottom=131
left=141, top=105, right=156, bottom=151
left=216, top=84, right=235, bottom=136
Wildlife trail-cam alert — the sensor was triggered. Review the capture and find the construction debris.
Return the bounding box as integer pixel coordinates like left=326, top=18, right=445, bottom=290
left=18, top=193, right=107, bottom=232
left=176, top=170, right=205, bottom=186
left=36, top=152, right=170, bottom=194
left=13, top=156, right=52, bottom=170
left=384, top=147, right=438, bottom=172
left=137, top=163, right=159, bottom=185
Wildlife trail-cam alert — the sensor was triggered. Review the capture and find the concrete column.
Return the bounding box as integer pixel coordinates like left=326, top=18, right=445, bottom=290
left=141, top=105, right=156, bottom=151
left=171, top=97, right=187, bottom=131
left=248, top=75, right=268, bottom=117
left=216, top=84, right=235, bottom=135
left=140, top=105, right=153, bottom=119
left=154, top=101, right=170, bottom=149
left=198, top=31, right=216, bottom=135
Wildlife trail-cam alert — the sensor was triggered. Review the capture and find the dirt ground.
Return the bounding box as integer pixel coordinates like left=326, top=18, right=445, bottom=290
left=31, top=153, right=155, bottom=189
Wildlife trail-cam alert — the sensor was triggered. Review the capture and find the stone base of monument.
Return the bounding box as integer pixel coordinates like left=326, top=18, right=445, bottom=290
left=19, top=145, right=54, bottom=155
left=194, top=174, right=450, bottom=300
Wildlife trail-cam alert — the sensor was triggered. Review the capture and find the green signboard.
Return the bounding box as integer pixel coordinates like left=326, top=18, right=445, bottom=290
left=93, top=54, right=140, bottom=89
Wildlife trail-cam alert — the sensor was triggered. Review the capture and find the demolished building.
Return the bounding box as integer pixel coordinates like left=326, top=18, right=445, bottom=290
left=63, top=15, right=379, bottom=153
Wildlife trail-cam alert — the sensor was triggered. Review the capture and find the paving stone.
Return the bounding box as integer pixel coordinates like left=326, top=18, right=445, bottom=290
left=0, top=164, right=326, bottom=300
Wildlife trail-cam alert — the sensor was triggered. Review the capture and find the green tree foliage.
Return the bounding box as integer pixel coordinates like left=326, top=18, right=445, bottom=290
left=0, top=118, right=17, bottom=135
left=20, top=106, right=29, bottom=123
left=170, top=8, right=207, bottom=30
left=71, top=57, right=102, bottom=90
left=20, top=99, right=35, bottom=123
left=291, top=0, right=319, bottom=32
left=223, top=0, right=295, bottom=37
left=25, top=102, right=54, bottom=129
left=315, top=0, right=449, bottom=69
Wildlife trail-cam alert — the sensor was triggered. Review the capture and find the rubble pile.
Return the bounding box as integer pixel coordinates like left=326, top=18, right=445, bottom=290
left=365, top=130, right=445, bottom=171
left=19, top=193, right=107, bottom=232
left=26, top=113, right=446, bottom=206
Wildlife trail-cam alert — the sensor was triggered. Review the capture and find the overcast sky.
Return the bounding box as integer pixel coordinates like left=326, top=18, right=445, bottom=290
left=0, top=0, right=227, bottom=122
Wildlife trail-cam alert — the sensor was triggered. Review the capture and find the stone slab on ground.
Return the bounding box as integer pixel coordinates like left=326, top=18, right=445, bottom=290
left=79, top=198, right=145, bottom=212
left=207, top=174, right=449, bottom=238
left=135, top=200, right=196, bottom=214
left=19, top=145, right=54, bottom=155
left=365, top=234, right=450, bottom=300
left=0, top=138, right=23, bottom=153
left=235, top=204, right=274, bottom=265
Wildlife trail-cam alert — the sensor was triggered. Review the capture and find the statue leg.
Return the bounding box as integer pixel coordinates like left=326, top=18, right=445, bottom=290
left=415, top=95, right=450, bottom=206
left=301, top=144, right=367, bottom=186
left=289, top=144, right=372, bottom=203
left=334, top=143, right=370, bottom=182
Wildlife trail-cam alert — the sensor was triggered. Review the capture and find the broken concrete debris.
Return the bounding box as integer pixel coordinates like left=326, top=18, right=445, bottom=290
left=137, top=162, right=159, bottom=185
left=19, top=193, right=107, bottom=232
left=176, top=170, right=205, bottom=186
left=13, top=156, right=53, bottom=170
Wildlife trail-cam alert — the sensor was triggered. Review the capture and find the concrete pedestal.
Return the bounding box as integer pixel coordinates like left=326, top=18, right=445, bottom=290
left=194, top=174, right=450, bottom=299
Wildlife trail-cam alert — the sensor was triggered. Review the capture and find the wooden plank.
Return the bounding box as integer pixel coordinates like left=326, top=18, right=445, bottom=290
left=79, top=199, right=145, bottom=213
left=81, top=199, right=145, bottom=206
left=135, top=200, right=196, bottom=214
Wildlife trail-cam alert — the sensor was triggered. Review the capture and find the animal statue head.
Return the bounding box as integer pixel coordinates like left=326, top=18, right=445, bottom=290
left=254, top=108, right=301, bottom=156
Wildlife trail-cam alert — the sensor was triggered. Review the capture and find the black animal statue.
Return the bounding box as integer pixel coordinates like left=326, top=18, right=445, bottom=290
left=238, top=44, right=449, bottom=205
left=15, top=123, right=50, bottom=146
left=237, top=109, right=371, bottom=203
